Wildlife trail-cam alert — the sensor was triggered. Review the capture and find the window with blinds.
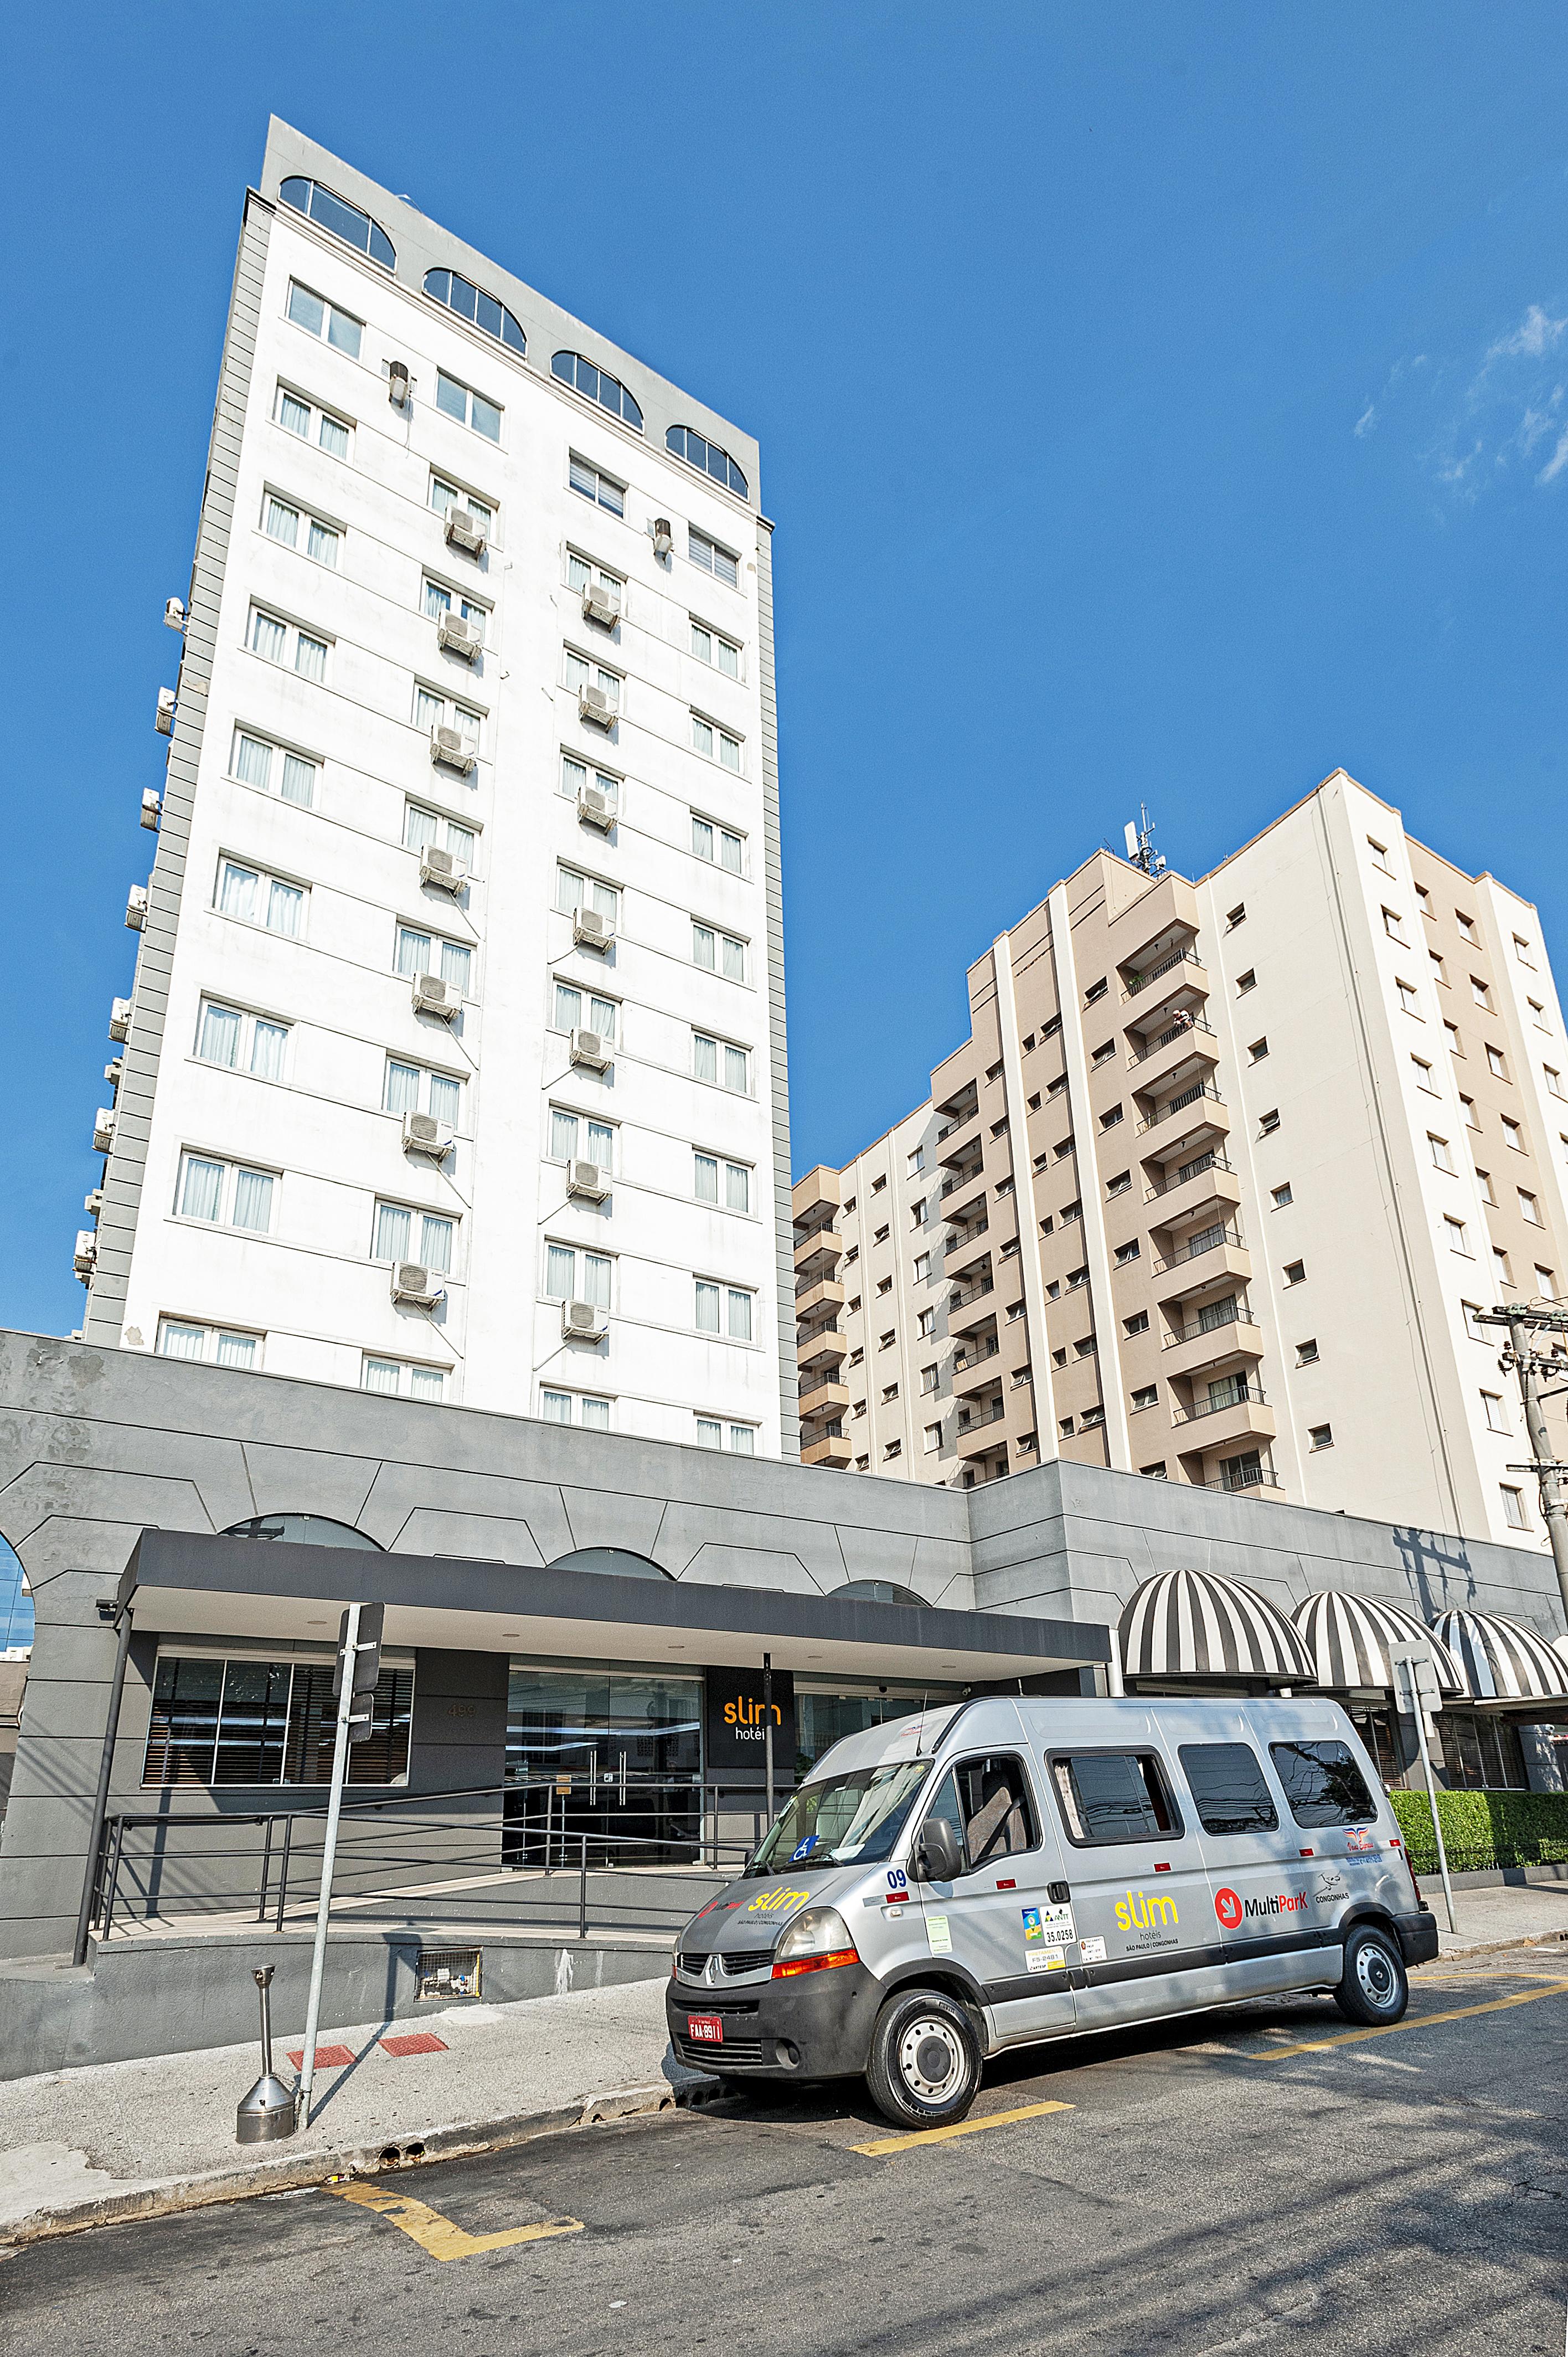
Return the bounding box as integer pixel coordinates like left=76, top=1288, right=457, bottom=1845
left=142, top=1655, right=414, bottom=1787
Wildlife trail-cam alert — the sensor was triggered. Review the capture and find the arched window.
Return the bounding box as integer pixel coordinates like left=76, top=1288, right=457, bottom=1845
left=835, top=1580, right=926, bottom=1609
left=0, top=1533, right=32, bottom=1655
left=666, top=425, right=748, bottom=500
left=223, top=1514, right=383, bottom=1550
left=279, top=177, right=395, bottom=270
left=549, top=1547, right=672, bottom=1581
left=423, top=269, right=525, bottom=355
left=551, top=352, right=643, bottom=431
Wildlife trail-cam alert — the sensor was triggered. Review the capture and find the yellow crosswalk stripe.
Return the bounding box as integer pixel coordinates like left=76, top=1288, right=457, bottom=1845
left=853, top=2098, right=1074, bottom=2157
left=329, top=2178, right=584, bottom=2260
left=1250, top=1978, right=1568, bottom=2061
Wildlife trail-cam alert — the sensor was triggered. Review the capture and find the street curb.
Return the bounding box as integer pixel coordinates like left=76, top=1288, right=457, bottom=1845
left=0, top=2079, right=713, bottom=2251
left=1430, top=1927, right=1568, bottom=1960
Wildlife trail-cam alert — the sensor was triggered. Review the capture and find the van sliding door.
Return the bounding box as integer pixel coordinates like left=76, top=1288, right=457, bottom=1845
left=914, top=1750, right=1077, bottom=2044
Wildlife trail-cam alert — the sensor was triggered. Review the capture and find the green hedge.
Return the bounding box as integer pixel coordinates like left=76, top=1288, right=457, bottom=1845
left=1389, top=1786, right=1568, bottom=1876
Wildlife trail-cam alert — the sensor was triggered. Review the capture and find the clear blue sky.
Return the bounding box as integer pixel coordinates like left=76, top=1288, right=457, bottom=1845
left=4, top=5, right=1568, bottom=1342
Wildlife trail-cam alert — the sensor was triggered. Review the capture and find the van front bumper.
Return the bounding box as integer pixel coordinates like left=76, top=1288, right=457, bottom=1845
left=667, top=1962, right=885, bottom=2082
left=1392, top=1907, right=1440, bottom=1967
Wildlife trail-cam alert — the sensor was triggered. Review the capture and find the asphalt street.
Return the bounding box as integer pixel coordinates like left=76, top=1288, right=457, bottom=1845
left=3, top=1948, right=1564, bottom=2357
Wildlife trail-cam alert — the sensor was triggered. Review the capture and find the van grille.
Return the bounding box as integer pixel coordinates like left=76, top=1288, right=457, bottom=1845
left=678, top=2034, right=765, bottom=2067
left=719, top=1947, right=773, bottom=1977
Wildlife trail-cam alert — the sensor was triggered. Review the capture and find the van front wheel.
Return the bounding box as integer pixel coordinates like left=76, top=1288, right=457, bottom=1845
left=1333, top=1924, right=1409, bottom=2025
left=866, top=1989, right=982, bottom=2130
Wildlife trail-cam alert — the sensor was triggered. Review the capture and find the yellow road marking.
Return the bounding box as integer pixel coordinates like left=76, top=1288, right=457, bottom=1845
left=329, top=2178, right=584, bottom=2260
left=852, top=2098, right=1074, bottom=2157
left=1249, top=1978, right=1568, bottom=2062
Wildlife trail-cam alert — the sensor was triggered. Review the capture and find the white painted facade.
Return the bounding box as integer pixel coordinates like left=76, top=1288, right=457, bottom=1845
left=84, top=125, right=791, bottom=1456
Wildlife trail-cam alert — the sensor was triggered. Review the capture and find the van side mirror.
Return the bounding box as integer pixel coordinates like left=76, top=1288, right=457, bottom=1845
left=913, top=1817, right=962, bottom=1884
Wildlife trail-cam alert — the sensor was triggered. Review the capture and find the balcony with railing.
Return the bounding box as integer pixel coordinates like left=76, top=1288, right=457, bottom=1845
left=802, top=1432, right=853, bottom=1469
left=1121, top=946, right=1209, bottom=1023
left=795, top=1274, right=845, bottom=1320
left=1125, top=1016, right=1219, bottom=1097
left=797, top=1323, right=848, bottom=1373
left=1144, top=1154, right=1242, bottom=1228
left=1197, top=1455, right=1283, bottom=1497
left=1151, top=1223, right=1251, bottom=1306
left=799, top=1377, right=851, bottom=1424
left=951, top=1337, right=1003, bottom=1394
left=793, top=1224, right=841, bottom=1280
left=955, top=1401, right=1009, bottom=1454
left=1135, top=1082, right=1229, bottom=1143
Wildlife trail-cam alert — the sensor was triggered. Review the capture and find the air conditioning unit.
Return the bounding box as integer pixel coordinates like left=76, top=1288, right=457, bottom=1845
left=412, top=972, right=461, bottom=1020
left=568, top=1159, right=609, bottom=1202
left=419, top=845, right=468, bottom=893
left=579, top=682, right=616, bottom=728
left=74, top=1232, right=98, bottom=1280
left=164, top=598, right=186, bottom=632
left=391, top=1262, right=444, bottom=1308
left=125, top=886, right=148, bottom=932
left=109, top=997, right=132, bottom=1042
left=582, top=579, right=621, bottom=627
left=561, top=1298, right=608, bottom=1342
left=155, top=688, right=176, bottom=735
left=445, top=506, right=487, bottom=556
left=140, top=789, right=162, bottom=831
left=93, top=1109, right=116, bottom=1152
left=437, top=610, right=483, bottom=660
left=572, top=907, right=615, bottom=952
left=388, top=359, right=410, bottom=406
left=570, top=1026, right=610, bottom=1071
left=402, top=1110, right=452, bottom=1159
left=104, top=1058, right=123, bottom=1090
left=84, top=1188, right=103, bottom=1217
left=430, top=723, right=477, bottom=774
left=577, top=782, right=616, bottom=831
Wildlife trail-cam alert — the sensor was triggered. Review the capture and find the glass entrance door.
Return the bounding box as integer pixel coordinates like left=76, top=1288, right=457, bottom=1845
left=504, top=1665, right=703, bottom=1865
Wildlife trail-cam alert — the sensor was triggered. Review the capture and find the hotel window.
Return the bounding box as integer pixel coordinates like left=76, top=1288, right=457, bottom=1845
left=177, top=1152, right=276, bottom=1234
left=1502, top=1485, right=1529, bottom=1529
left=1445, top=1022, right=1463, bottom=1056
left=216, top=858, right=305, bottom=939
left=1236, top=970, right=1256, bottom=995
left=554, top=353, right=643, bottom=430
left=690, top=619, right=741, bottom=677
left=1460, top=1094, right=1479, bottom=1128
left=422, top=265, right=525, bottom=351
left=1493, top=1246, right=1513, bottom=1288
left=917, top=1308, right=935, bottom=1338
left=1456, top=912, right=1477, bottom=943
left=373, top=1202, right=455, bottom=1275
left=1308, top=1424, right=1334, bottom=1452
left=544, top=1243, right=612, bottom=1306
left=363, top=1356, right=446, bottom=1403
left=1474, top=1167, right=1495, bottom=1205
left=285, top=279, right=363, bottom=359
left=422, top=578, right=488, bottom=639
left=404, top=802, right=477, bottom=866
left=1482, top=1391, right=1509, bottom=1433
left=1520, top=1190, right=1543, bottom=1226
left=195, top=1000, right=290, bottom=1082
left=1283, top=1259, right=1306, bottom=1286
left=1414, top=881, right=1431, bottom=909
left=555, top=866, right=619, bottom=924
left=429, top=475, right=494, bottom=537
left=1471, top=976, right=1493, bottom=1009
left=1123, top=1311, right=1149, bottom=1337
left=395, top=924, right=472, bottom=995
left=1462, top=1301, right=1487, bottom=1341
left=1430, top=951, right=1447, bottom=984
left=913, top=1252, right=931, bottom=1282
left=693, top=1032, right=749, bottom=1093
left=692, top=814, right=745, bottom=873
left=1225, top=904, right=1246, bottom=929
left=1487, top=1044, right=1509, bottom=1079
left=385, top=1059, right=463, bottom=1126
left=924, top=1423, right=943, bottom=1453
left=692, top=712, right=742, bottom=771
left=667, top=424, right=748, bottom=497
left=1395, top=979, right=1420, bottom=1017
left=274, top=384, right=350, bottom=461
left=247, top=605, right=328, bottom=682
left=413, top=686, right=482, bottom=747
left=561, top=752, right=621, bottom=815
left=1296, top=1338, right=1319, bottom=1365
left=1428, top=1134, right=1453, bottom=1172
left=550, top=1108, right=615, bottom=1169
left=908, top=1147, right=926, bottom=1175
left=694, top=1151, right=751, bottom=1213
left=1529, top=999, right=1550, bottom=1031
left=540, top=1388, right=612, bottom=1430
left=695, top=1417, right=756, bottom=1454
left=435, top=368, right=502, bottom=442
left=688, top=527, right=739, bottom=589
left=1514, top=933, right=1535, bottom=966
left=920, top=1364, right=940, bottom=1394
left=553, top=980, right=617, bottom=1040
left=692, top=922, right=746, bottom=981
left=1113, top=1239, right=1140, bottom=1266
left=695, top=1280, right=754, bottom=1341
left=1443, top=1216, right=1469, bottom=1254
left=1131, top=1385, right=1158, bottom=1411
left=157, top=1319, right=262, bottom=1370
left=1258, top=1109, right=1281, bottom=1136
left=565, top=647, right=622, bottom=712
left=566, top=549, right=625, bottom=610
left=143, top=1651, right=412, bottom=1788
left=1248, top=1037, right=1270, bottom=1063
left=568, top=453, right=626, bottom=516
left=1538, top=1265, right=1559, bottom=1300
left=883, top=1439, right=903, bottom=1461
left=280, top=173, right=394, bottom=264
left=1502, top=1116, right=1525, bottom=1153
left=1368, top=837, right=1392, bottom=872
left=1271, top=1181, right=1293, bottom=1206
left=231, top=728, right=316, bottom=808
left=1383, top=908, right=1407, bottom=943
left=263, top=492, right=340, bottom=568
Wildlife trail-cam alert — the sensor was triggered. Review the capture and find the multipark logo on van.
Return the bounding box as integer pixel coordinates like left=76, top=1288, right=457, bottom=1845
left=1114, top=1888, right=1179, bottom=1932
left=1214, top=1886, right=1311, bottom=1931
left=747, top=1885, right=810, bottom=1915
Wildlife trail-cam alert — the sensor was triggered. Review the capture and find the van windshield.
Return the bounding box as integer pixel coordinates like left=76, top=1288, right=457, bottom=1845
left=752, top=1758, right=932, bottom=1871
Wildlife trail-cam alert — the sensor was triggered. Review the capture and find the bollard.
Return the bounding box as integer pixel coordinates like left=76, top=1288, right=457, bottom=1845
left=236, top=1965, right=298, bottom=2144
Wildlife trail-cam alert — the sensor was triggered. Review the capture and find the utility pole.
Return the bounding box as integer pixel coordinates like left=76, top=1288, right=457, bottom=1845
left=1473, top=1300, right=1568, bottom=1629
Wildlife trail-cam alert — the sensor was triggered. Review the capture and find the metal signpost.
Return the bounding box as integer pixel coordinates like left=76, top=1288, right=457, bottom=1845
left=296, top=1601, right=384, bottom=2126
left=1472, top=1299, right=1568, bottom=1628
left=762, top=1652, right=775, bottom=1833
left=1391, top=1644, right=1458, bottom=1936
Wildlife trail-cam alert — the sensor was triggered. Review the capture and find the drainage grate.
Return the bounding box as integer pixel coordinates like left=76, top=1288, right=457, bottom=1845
left=416, top=1946, right=482, bottom=2001
left=380, top=2031, right=449, bottom=2057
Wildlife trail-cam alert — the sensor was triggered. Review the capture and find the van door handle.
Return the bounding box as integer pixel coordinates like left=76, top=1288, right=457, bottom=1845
left=1048, top=1881, right=1071, bottom=1904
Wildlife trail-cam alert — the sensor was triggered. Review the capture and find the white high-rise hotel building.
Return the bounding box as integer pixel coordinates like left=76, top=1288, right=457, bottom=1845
left=81, top=122, right=798, bottom=1457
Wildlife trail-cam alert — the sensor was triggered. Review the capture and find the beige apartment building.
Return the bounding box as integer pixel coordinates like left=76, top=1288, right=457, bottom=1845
left=793, top=770, right=1568, bottom=1552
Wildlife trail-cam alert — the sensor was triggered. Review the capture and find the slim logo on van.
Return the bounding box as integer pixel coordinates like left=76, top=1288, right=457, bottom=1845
left=1115, top=1888, right=1179, bottom=1931
left=747, top=1885, right=809, bottom=1915
left=1215, top=1886, right=1309, bottom=1931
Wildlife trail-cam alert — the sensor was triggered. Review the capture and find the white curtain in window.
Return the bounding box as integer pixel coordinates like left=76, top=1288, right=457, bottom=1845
left=693, top=1035, right=718, bottom=1085
left=729, top=1425, right=755, bottom=1455
left=692, top=818, right=714, bottom=862
left=409, top=1367, right=443, bottom=1402
left=722, top=936, right=745, bottom=982
left=396, top=929, right=430, bottom=978
left=556, top=867, right=582, bottom=914
left=551, top=1110, right=578, bottom=1160
left=159, top=1321, right=207, bottom=1361
left=546, top=1244, right=576, bottom=1299
left=695, top=1282, right=720, bottom=1335
left=429, top=1073, right=461, bottom=1127
left=250, top=611, right=286, bottom=661
left=250, top=1021, right=287, bottom=1081
left=724, top=1044, right=748, bottom=1094
left=279, top=393, right=311, bottom=438
left=692, top=717, right=714, bottom=759
left=318, top=415, right=348, bottom=460
left=307, top=521, right=338, bottom=567
left=231, top=1169, right=274, bottom=1232
left=265, top=498, right=299, bottom=547
left=554, top=982, right=581, bottom=1031
left=219, top=863, right=258, bottom=920
left=448, top=822, right=476, bottom=864
left=386, top=1062, right=421, bottom=1116
left=588, top=995, right=616, bottom=1038
left=587, top=1121, right=614, bottom=1166
left=420, top=1215, right=454, bottom=1276
left=579, top=1396, right=610, bottom=1432
left=693, top=926, right=715, bottom=971
left=694, top=1154, right=718, bottom=1205
left=725, top=1162, right=749, bottom=1214
left=215, top=1332, right=257, bottom=1370
left=719, top=735, right=740, bottom=774
left=540, top=1389, right=572, bottom=1424
left=695, top=1417, right=723, bottom=1447
left=584, top=1253, right=611, bottom=1308
left=375, top=1203, right=412, bottom=1262
left=267, top=881, right=303, bottom=937
left=363, top=1359, right=401, bottom=1396
left=721, top=832, right=743, bottom=875
left=424, top=580, right=452, bottom=619
left=440, top=940, right=471, bottom=993
left=727, top=1289, right=753, bottom=1342
left=415, top=688, right=443, bottom=732
left=405, top=805, right=439, bottom=851
left=180, top=1157, right=225, bottom=1221
left=234, top=732, right=272, bottom=789
left=281, top=753, right=314, bottom=807
left=198, top=1003, right=241, bottom=1067
left=295, top=633, right=327, bottom=683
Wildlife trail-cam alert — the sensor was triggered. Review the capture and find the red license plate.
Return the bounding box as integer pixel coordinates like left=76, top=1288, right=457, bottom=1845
left=686, top=2014, right=724, bottom=2045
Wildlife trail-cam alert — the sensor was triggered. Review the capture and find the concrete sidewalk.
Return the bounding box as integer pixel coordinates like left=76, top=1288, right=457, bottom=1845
left=1432, top=1877, right=1568, bottom=1954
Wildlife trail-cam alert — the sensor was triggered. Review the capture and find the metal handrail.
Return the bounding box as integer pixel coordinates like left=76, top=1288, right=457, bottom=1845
left=1201, top=1467, right=1283, bottom=1494
left=1151, top=1225, right=1245, bottom=1275
left=1136, top=1083, right=1225, bottom=1136
left=1171, top=1383, right=1268, bottom=1425
left=1127, top=1018, right=1216, bottom=1068
left=948, top=1275, right=996, bottom=1310
left=953, top=1340, right=1002, bottom=1373
left=1122, top=948, right=1203, bottom=999
left=1146, top=1154, right=1234, bottom=1202
left=1161, top=1310, right=1259, bottom=1348
left=956, top=1403, right=1008, bottom=1436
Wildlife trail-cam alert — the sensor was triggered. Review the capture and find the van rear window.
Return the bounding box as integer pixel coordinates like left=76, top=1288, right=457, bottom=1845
left=1268, top=1740, right=1376, bottom=1828
left=1050, top=1751, right=1180, bottom=1845
left=1178, top=1742, right=1278, bottom=1835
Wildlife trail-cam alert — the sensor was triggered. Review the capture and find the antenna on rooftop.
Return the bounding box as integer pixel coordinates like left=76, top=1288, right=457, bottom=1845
left=1122, top=805, right=1165, bottom=877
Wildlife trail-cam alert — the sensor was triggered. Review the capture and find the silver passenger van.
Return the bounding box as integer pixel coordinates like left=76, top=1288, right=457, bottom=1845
left=667, top=1695, right=1438, bottom=2129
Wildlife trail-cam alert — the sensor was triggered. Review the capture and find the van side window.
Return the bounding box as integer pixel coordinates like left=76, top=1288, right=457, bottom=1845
left=1178, top=1742, right=1278, bottom=1835
left=924, top=1755, right=1036, bottom=1872
left=1050, top=1751, right=1181, bottom=1846
left=1268, top=1741, right=1376, bottom=1828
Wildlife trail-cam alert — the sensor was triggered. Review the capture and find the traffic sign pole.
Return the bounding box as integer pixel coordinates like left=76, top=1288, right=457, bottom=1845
left=1392, top=1646, right=1458, bottom=1936
left=297, top=1602, right=359, bottom=2127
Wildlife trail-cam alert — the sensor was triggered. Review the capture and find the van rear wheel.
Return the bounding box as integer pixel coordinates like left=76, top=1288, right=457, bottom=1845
left=1333, top=1924, right=1408, bottom=2025
left=866, top=1989, right=982, bottom=2131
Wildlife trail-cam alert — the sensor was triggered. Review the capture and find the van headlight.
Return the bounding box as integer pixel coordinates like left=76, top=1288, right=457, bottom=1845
left=771, top=1906, right=859, bottom=1979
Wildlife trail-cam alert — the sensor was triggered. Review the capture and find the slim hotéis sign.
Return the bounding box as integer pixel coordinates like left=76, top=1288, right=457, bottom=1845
left=703, top=1666, right=796, bottom=1776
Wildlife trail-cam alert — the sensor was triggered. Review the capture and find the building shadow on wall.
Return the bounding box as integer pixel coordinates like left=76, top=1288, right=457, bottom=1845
left=1391, top=1526, right=1474, bottom=1620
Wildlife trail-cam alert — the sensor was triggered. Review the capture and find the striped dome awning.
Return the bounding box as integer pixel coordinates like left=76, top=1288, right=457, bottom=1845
left=1291, top=1591, right=1465, bottom=1697
left=1431, top=1609, right=1568, bottom=1704
left=1121, top=1569, right=1316, bottom=1684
